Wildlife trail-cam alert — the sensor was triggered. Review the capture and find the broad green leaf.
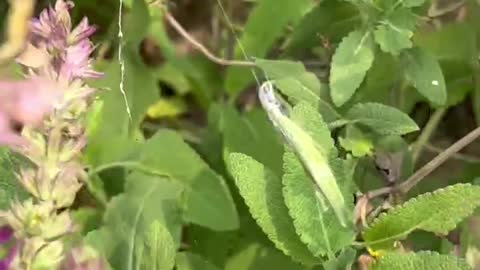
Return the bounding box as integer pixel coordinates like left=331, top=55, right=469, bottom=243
left=351, top=53, right=412, bottom=110
left=374, top=8, right=416, bottom=55
left=225, top=242, right=304, bottom=270
left=101, top=173, right=183, bottom=270
left=124, top=0, right=150, bottom=46
left=285, top=0, right=359, bottom=54
left=176, top=252, right=221, bottom=270
left=346, top=103, right=419, bottom=135
left=187, top=225, right=237, bottom=268
left=222, top=106, right=284, bottom=176
left=282, top=150, right=355, bottom=257
left=402, top=47, right=447, bottom=106
left=224, top=0, right=313, bottom=96
left=413, top=23, right=477, bottom=62
left=137, top=130, right=239, bottom=231
left=413, top=23, right=477, bottom=107
left=256, top=59, right=340, bottom=122
left=227, top=153, right=319, bottom=266
left=86, top=48, right=158, bottom=166
left=141, top=221, right=175, bottom=270
left=330, top=30, right=375, bottom=106
left=363, top=184, right=480, bottom=250
left=146, top=98, right=187, bottom=119
left=290, top=102, right=336, bottom=156
left=372, top=251, right=471, bottom=270
left=0, top=148, right=29, bottom=209
left=323, top=248, right=356, bottom=270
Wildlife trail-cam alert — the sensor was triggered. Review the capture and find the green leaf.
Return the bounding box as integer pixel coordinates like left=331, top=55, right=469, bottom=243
left=322, top=248, right=356, bottom=270
left=101, top=173, right=183, bottom=270
left=124, top=0, right=150, bottom=46
left=363, top=183, right=480, bottom=250
left=256, top=59, right=340, bottom=122
left=155, top=63, right=191, bottom=96
left=71, top=207, right=102, bottom=235
left=224, top=0, right=313, bottom=96
left=0, top=148, right=29, bottom=209
left=339, top=125, right=373, bottom=157
left=224, top=242, right=304, bottom=270
left=227, top=153, right=319, bottom=266
left=285, top=0, right=359, bottom=54
left=86, top=48, right=159, bottom=166
left=282, top=150, right=355, bottom=257
left=141, top=221, right=176, bottom=270
left=346, top=103, right=419, bottom=135
left=401, top=0, right=426, bottom=8
left=138, top=130, right=239, bottom=231
left=413, top=22, right=477, bottom=62
left=176, top=252, right=221, bottom=270
left=374, top=8, right=416, bottom=55
left=330, top=30, right=375, bottom=106
left=187, top=225, right=236, bottom=268
left=372, top=251, right=471, bottom=270
left=222, top=106, right=284, bottom=176
left=290, top=102, right=336, bottom=156
left=402, top=47, right=447, bottom=106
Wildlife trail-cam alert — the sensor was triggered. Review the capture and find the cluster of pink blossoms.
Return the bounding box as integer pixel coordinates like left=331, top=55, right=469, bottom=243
left=0, top=1, right=105, bottom=269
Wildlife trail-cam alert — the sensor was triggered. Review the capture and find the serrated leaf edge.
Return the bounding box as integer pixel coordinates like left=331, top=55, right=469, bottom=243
left=374, top=250, right=470, bottom=269
left=364, top=183, right=480, bottom=247
left=227, top=153, right=318, bottom=266
left=281, top=150, right=333, bottom=257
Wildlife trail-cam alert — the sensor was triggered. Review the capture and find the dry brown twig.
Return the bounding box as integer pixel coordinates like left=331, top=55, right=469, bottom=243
left=368, top=125, right=480, bottom=199
left=162, top=10, right=255, bottom=67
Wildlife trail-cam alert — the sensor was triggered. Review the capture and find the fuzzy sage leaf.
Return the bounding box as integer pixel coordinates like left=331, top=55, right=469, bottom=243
left=363, top=183, right=480, bottom=250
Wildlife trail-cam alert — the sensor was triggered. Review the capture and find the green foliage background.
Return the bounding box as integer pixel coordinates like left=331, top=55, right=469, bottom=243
left=2, top=0, right=480, bottom=269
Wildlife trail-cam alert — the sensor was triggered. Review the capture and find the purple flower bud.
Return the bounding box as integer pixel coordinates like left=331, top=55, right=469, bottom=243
left=60, top=39, right=102, bottom=81
left=30, top=0, right=74, bottom=51
left=0, top=226, right=16, bottom=270
left=0, top=226, right=13, bottom=244
left=69, top=18, right=97, bottom=45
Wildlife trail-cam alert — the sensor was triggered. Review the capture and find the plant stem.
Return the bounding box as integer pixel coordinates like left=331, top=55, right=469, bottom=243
left=425, top=143, right=480, bottom=163
left=368, top=125, right=480, bottom=198
left=411, top=108, right=447, bottom=165
left=400, top=125, right=480, bottom=193
left=163, top=11, right=255, bottom=67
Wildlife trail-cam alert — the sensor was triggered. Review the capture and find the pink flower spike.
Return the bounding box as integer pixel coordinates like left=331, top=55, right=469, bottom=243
left=60, top=40, right=102, bottom=81
left=69, top=18, right=97, bottom=45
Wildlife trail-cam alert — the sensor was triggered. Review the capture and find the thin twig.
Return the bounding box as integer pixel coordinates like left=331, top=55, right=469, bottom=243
left=164, top=12, right=255, bottom=67
left=368, top=125, right=480, bottom=198
left=425, top=143, right=480, bottom=163
left=411, top=108, right=447, bottom=165
left=400, top=125, right=480, bottom=192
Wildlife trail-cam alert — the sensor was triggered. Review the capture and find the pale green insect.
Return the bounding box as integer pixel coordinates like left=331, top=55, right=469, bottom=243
left=258, top=81, right=348, bottom=227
